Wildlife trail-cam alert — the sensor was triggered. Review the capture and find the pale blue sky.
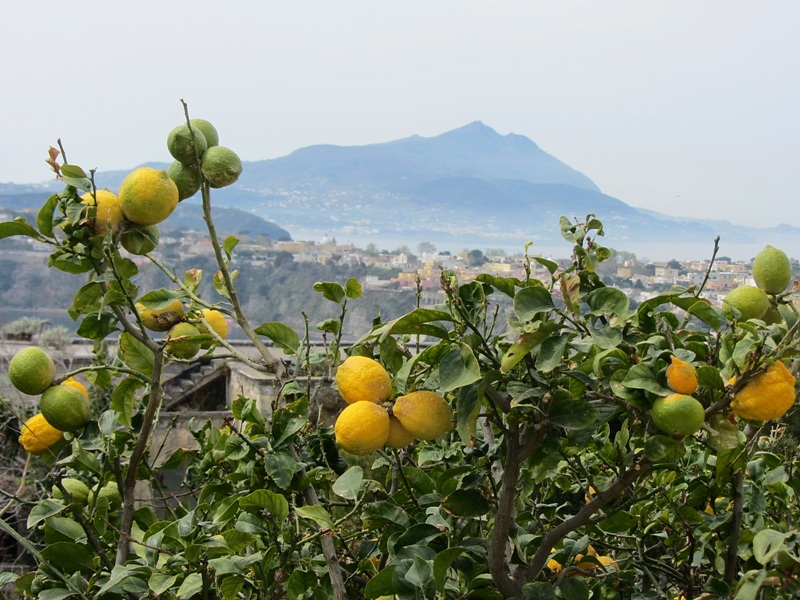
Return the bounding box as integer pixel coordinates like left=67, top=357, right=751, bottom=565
left=2, top=1, right=798, bottom=228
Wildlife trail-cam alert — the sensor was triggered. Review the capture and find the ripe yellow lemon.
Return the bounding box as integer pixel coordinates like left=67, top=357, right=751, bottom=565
left=392, top=390, right=452, bottom=441
left=19, top=413, right=63, bottom=455
left=334, top=401, right=390, bottom=455
left=730, top=360, right=796, bottom=421
left=40, top=384, right=91, bottom=431
left=9, top=346, right=56, bottom=395
left=385, top=415, right=414, bottom=449
left=201, top=146, right=242, bottom=188
left=167, top=160, right=202, bottom=201
left=190, top=118, right=219, bottom=148
left=167, top=123, right=207, bottom=165
left=118, top=167, right=179, bottom=226
left=651, top=393, right=705, bottom=437
left=62, top=377, right=88, bottom=398
left=80, top=189, right=124, bottom=236
left=723, top=285, right=769, bottom=322
left=120, top=223, right=159, bottom=255
left=753, top=245, right=792, bottom=294
left=335, top=356, right=392, bottom=405
left=197, top=309, right=229, bottom=349
left=665, top=355, right=698, bottom=395
left=166, top=322, right=202, bottom=359
left=136, top=299, right=185, bottom=332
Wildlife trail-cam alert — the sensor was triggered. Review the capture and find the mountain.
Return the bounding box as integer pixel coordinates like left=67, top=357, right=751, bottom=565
left=2, top=123, right=799, bottom=260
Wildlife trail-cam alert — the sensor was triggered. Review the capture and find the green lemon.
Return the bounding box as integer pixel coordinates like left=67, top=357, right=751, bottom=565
left=167, top=322, right=202, bottom=359
left=651, top=393, right=705, bottom=437
left=167, top=160, right=202, bottom=201
left=40, top=385, right=91, bottom=431
left=190, top=118, right=219, bottom=148
left=167, top=124, right=207, bottom=165
left=723, top=285, right=770, bottom=321
left=9, top=346, right=56, bottom=395
left=753, top=245, right=792, bottom=294
left=53, top=478, right=92, bottom=506
left=201, top=146, right=242, bottom=188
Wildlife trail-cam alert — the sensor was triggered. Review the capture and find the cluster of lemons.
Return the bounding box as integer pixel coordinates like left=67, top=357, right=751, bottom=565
left=11, top=346, right=90, bottom=455
left=135, top=299, right=229, bottom=360
left=333, top=356, right=453, bottom=455
left=651, top=350, right=796, bottom=438
left=722, top=244, right=793, bottom=323
left=547, top=544, right=620, bottom=577
left=78, top=117, right=242, bottom=256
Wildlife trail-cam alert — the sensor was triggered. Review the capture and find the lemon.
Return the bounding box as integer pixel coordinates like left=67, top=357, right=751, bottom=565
left=385, top=415, right=414, bottom=449
left=120, top=223, right=160, bottom=255
left=167, top=123, right=207, bottom=165
left=9, top=346, right=56, bottom=395
left=190, top=118, right=219, bottom=148
left=167, top=160, right=202, bottom=201
left=80, top=189, right=124, bottom=236
left=723, top=285, right=769, bottom=321
left=730, top=360, right=796, bottom=421
left=53, top=478, right=92, bottom=506
left=651, top=393, right=705, bottom=437
left=197, top=308, right=229, bottom=349
left=334, top=401, right=390, bottom=456
left=62, top=377, right=89, bottom=398
left=335, top=356, right=392, bottom=405
left=19, top=413, right=63, bottom=455
left=665, top=355, right=698, bottom=395
left=753, top=245, right=792, bottom=294
left=136, top=299, right=185, bottom=332
left=40, top=384, right=91, bottom=431
left=118, top=167, right=179, bottom=226
left=98, top=481, right=122, bottom=509
left=392, top=390, right=452, bottom=441
left=166, top=322, right=202, bottom=359
left=201, top=146, right=242, bottom=188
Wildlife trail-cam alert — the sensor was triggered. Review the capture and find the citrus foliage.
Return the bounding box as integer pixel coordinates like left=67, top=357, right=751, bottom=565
left=1, top=109, right=799, bottom=600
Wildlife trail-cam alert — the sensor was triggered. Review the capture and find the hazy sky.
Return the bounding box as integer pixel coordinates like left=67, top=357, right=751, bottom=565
left=3, top=1, right=799, bottom=228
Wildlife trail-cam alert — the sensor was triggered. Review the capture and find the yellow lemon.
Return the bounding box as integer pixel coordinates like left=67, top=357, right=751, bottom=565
left=61, top=377, right=88, bottom=398
left=665, top=355, right=699, bottom=395
left=392, top=390, right=452, bottom=441
left=118, top=167, right=179, bottom=226
left=334, top=401, right=390, bottom=456
left=730, top=360, right=796, bottom=421
left=136, top=299, right=185, bottom=332
left=198, top=308, right=229, bottom=349
left=9, top=346, right=56, bottom=395
left=651, top=394, right=705, bottom=438
left=80, top=189, right=124, bottom=235
left=385, top=415, right=414, bottom=449
left=335, top=356, right=392, bottom=404
left=19, top=413, right=63, bottom=455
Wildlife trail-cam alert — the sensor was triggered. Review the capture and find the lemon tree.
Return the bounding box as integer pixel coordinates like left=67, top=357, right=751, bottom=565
left=3, top=107, right=800, bottom=600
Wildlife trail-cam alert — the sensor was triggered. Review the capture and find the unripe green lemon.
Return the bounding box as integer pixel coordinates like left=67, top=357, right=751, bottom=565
left=651, top=393, right=705, bottom=437
left=98, top=481, right=122, bottom=509
left=201, top=146, right=242, bottom=188
left=167, top=124, right=207, bottom=165
left=40, top=384, right=91, bottom=431
left=753, top=245, right=792, bottom=294
left=53, top=478, right=92, bottom=506
left=723, top=285, right=770, bottom=321
left=167, top=160, right=202, bottom=201
left=190, top=118, right=219, bottom=148
left=166, top=322, right=202, bottom=359
left=9, top=346, right=56, bottom=395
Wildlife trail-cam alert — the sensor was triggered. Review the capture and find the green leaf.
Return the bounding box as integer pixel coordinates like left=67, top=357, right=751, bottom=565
left=405, top=556, right=434, bottom=589
left=61, top=164, right=87, bottom=178
left=589, top=323, right=623, bottom=350
left=255, top=322, right=300, bottom=355
left=240, top=489, right=289, bottom=522
left=137, top=288, right=181, bottom=310
left=364, top=566, right=397, bottom=598
left=222, top=235, right=239, bottom=262
left=177, top=572, right=204, bottom=599
left=384, top=308, right=454, bottom=340
left=584, top=287, right=630, bottom=319
left=37, top=194, right=59, bottom=238
left=149, top=572, right=178, bottom=596
left=514, top=285, right=554, bottom=321
left=40, top=542, right=95, bottom=575
left=345, top=277, right=362, bottom=298
left=441, top=489, right=491, bottom=518
left=752, top=529, right=790, bottom=565
left=686, top=299, right=725, bottom=330
left=523, top=582, right=556, bottom=600
left=500, top=322, right=562, bottom=373
left=48, top=250, right=94, bottom=274
left=27, top=499, right=66, bottom=528
left=313, top=281, right=345, bottom=303
left=44, top=517, right=87, bottom=544
left=733, top=569, right=766, bottom=600
left=264, top=451, right=300, bottom=489
left=111, top=377, right=143, bottom=427
left=536, top=333, right=570, bottom=373
left=118, top=332, right=155, bottom=377
left=0, top=218, right=41, bottom=240
left=287, top=570, right=317, bottom=600
left=219, top=575, right=245, bottom=599
left=547, top=392, right=598, bottom=430
left=439, top=343, right=482, bottom=391
left=475, top=273, right=520, bottom=297
left=332, top=466, right=364, bottom=500
left=271, top=397, right=309, bottom=448
left=37, top=590, right=74, bottom=600
left=533, top=256, right=559, bottom=275
left=433, top=547, right=467, bottom=593
left=622, top=364, right=671, bottom=396
left=558, top=576, right=589, bottom=600
left=707, top=414, right=743, bottom=452
left=315, top=318, right=340, bottom=334
left=295, top=505, right=334, bottom=530
left=645, top=435, right=686, bottom=462
left=76, top=312, right=118, bottom=340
